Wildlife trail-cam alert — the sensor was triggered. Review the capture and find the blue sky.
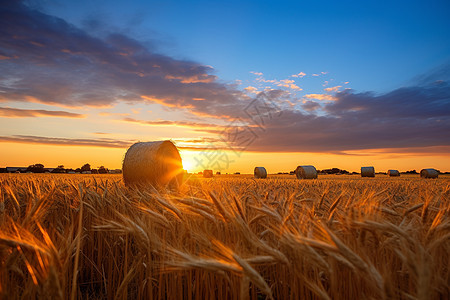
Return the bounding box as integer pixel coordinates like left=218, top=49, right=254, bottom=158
left=38, top=0, right=450, bottom=93
left=0, top=0, right=449, bottom=171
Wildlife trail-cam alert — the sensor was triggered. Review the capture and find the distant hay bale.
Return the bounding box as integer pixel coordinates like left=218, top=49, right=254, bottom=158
left=387, top=169, right=400, bottom=177
left=295, top=165, right=318, bottom=179
left=420, top=168, right=439, bottom=179
left=361, top=166, right=375, bottom=177
left=254, top=167, right=267, bottom=179
left=122, top=141, right=184, bottom=188
left=203, top=170, right=213, bottom=178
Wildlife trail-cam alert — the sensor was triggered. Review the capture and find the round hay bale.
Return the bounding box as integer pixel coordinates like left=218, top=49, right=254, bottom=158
left=361, top=166, right=375, bottom=177
left=122, top=141, right=184, bottom=188
left=387, top=169, right=400, bottom=177
left=203, top=170, right=213, bottom=178
left=295, top=165, right=317, bottom=179
left=254, top=167, right=267, bottom=179
left=420, top=168, right=438, bottom=179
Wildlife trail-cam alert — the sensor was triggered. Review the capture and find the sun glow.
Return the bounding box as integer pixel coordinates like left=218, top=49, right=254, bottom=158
left=182, top=157, right=194, bottom=172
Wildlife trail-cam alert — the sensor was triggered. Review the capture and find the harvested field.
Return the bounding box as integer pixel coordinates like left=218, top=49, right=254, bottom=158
left=0, top=174, right=449, bottom=299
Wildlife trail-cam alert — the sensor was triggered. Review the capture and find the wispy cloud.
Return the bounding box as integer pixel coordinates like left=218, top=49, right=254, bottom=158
left=0, top=106, right=85, bottom=118
left=312, top=71, right=328, bottom=77
left=276, top=79, right=302, bottom=90
left=253, top=76, right=303, bottom=93
left=122, top=117, right=227, bottom=131
left=244, top=86, right=259, bottom=94
left=291, top=72, right=306, bottom=78
left=303, top=94, right=337, bottom=101
left=98, top=112, right=131, bottom=117
left=324, top=86, right=342, bottom=92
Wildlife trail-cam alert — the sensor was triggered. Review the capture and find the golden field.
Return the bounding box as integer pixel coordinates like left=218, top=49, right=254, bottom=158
left=0, top=173, right=449, bottom=299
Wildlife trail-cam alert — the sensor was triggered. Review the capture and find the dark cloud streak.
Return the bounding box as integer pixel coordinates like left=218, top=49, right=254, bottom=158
left=122, top=117, right=227, bottom=129
left=0, top=106, right=85, bottom=118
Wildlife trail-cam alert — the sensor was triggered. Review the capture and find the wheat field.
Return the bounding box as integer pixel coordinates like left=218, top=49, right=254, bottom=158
left=0, top=174, right=448, bottom=299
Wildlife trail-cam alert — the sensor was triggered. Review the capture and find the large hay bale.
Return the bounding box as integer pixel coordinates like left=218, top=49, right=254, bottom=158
left=254, top=167, right=267, bottom=179
left=361, top=166, right=375, bottom=177
left=122, top=141, right=184, bottom=187
left=387, top=169, right=400, bottom=177
left=203, top=170, right=213, bottom=178
left=420, top=168, right=439, bottom=179
left=295, top=165, right=317, bottom=179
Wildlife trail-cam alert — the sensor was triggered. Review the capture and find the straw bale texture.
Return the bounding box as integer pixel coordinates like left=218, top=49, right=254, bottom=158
left=122, top=141, right=183, bottom=187
left=387, top=169, right=400, bottom=177
left=295, top=165, right=318, bottom=179
left=254, top=167, right=268, bottom=179
left=420, top=168, right=439, bottom=178
left=203, top=170, right=213, bottom=178
left=361, top=166, right=375, bottom=177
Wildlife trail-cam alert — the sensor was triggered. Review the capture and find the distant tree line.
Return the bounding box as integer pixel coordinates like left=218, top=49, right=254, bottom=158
left=0, top=163, right=122, bottom=174
left=318, top=168, right=352, bottom=175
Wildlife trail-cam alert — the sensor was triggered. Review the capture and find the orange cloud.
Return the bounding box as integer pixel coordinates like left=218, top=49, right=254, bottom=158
left=291, top=72, right=306, bottom=78
left=165, top=74, right=216, bottom=83
left=244, top=86, right=258, bottom=94
left=276, top=81, right=302, bottom=91
left=141, top=95, right=193, bottom=109
left=140, top=95, right=234, bottom=120
left=256, top=78, right=303, bottom=91
left=123, top=117, right=227, bottom=131
left=277, top=79, right=295, bottom=85
left=98, top=112, right=130, bottom=117
left=289, top=83, right=302, bottom=90
left=324, top=86, right=342, bottom=92
left=304, top=94, right=337, bottom=101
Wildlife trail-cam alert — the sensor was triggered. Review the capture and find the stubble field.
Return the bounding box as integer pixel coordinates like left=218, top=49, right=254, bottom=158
left=0, top=173, right=449, bottom=299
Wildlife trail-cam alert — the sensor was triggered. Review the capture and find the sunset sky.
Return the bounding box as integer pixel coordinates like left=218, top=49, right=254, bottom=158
left=1, top=0, right=450, bottom=173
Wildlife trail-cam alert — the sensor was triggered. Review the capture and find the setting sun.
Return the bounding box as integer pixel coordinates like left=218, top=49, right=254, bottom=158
left=180, top=152, right=196, bottom=172
left=182, top=158, right=194, bottom=172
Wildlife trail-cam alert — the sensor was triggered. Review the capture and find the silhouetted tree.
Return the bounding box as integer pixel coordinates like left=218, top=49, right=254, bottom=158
left=404, top=170, right=418, bottom=174
left=52, top=165, right=65, bottom=173
left=81, top=163, right=91, bottom=172
left=98, top=166, right=108, bottom=174
left=27, top=163, right=45, bottom=173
